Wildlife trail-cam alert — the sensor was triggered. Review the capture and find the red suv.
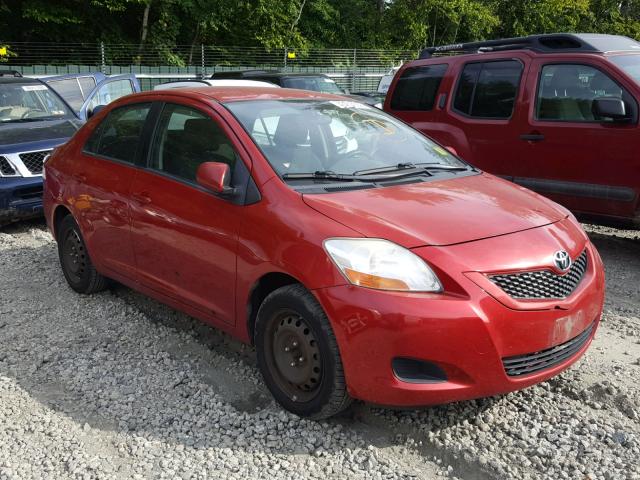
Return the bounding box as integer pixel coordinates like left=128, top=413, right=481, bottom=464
left=43, top=87, right=605, bottom=419
left=385, top=33, right=640, bottom=228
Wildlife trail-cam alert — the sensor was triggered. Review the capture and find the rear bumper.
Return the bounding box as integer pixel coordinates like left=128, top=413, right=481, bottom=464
left=0, top=177, right=44, bottom=225
left=314, top=242, right=605, bottom=407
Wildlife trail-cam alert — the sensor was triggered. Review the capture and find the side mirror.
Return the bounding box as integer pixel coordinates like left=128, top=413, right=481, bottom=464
left=592, top=98, right=630, bottom=122
left=88, top=104, right=106, bottom=118
left=196, top=162, right=234, bottom=195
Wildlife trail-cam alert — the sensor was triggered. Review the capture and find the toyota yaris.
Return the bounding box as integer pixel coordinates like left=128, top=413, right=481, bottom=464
left=43, top=87, right=605, bottom=419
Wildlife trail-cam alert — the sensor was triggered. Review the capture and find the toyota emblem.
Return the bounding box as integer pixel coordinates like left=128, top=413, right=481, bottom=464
left=553, top=250, right=572, bottom=271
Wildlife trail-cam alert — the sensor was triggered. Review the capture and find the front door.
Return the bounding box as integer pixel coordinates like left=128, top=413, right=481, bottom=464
left=129, top=101, right=245, bottom=324
left=511, top=59, right=639, bottom=220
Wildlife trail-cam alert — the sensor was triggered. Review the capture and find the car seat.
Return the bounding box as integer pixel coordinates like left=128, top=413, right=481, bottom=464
left=271, top=114, right=324, bottom=174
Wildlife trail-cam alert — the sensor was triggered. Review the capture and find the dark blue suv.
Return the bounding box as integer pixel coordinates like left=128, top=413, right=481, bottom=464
left=0, top=70, right=139, bottom=226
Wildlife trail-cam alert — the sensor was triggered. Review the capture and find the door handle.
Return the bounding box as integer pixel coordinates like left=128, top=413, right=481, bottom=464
left=131, top=192, right=152, bottom=205
left=519, top=133, right=545, bottom=142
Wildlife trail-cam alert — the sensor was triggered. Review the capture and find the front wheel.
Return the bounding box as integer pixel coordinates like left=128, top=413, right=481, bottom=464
left=255, top=284, right=352, bottom=419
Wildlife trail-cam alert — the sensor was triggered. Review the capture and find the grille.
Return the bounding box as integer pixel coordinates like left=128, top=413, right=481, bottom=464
left=502, top=322, right=594, bottom=377
left=0, top=156, right=16, bottom=176
left=490, top=250, right=588, bottom=300
left=19, top=150, right=51, bottom=174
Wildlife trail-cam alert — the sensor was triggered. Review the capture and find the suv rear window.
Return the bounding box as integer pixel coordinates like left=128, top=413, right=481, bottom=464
left=389, top=64, right=447, bottom=111
left=453, top=60, right=523, bottom=118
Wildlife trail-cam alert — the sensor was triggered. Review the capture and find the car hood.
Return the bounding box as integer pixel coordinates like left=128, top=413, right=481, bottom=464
left=302, top=173, right=567, bottom=248
left=0, top=118, right=80, bottom=154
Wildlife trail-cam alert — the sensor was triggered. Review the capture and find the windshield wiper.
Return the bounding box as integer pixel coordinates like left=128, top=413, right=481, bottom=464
left=0, top=116, right=62, bottom=123
left=282, top=169, right=429, bottom=182
left=354, top=162, right=470, bottom=176
left=282, top=171, right=367, bottom=181
left=353, top=163, right=421, bottom=175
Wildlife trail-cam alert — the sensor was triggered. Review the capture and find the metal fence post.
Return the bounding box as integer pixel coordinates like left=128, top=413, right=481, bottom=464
left=100, top=42, right=106, bottom=73
left=201, top=44, right=205, bottom=78
left=283, top=47, right=288, bottom=69
left=352, top=48, right=357, bottom=92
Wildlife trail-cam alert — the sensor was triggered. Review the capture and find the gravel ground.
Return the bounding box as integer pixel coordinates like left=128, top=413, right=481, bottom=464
left=0, top=220, right=638, bottom=480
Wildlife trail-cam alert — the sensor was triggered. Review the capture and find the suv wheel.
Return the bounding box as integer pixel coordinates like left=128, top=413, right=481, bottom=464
left=255, top=284, right=352, bottom=419
left=57, top=215, right=108, bottom=294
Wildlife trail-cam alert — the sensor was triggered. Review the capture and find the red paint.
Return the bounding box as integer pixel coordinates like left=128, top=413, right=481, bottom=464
left=44, top=87, right=605, bottom=407
left=385, top=50, right=640, bottom=227
left=196, top=162, right=230, bottom=193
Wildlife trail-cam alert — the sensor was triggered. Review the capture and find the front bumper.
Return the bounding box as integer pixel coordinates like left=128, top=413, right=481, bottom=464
left=0, top=176, right=44, bottom=226
left=314, top=241, right=605, bottom=407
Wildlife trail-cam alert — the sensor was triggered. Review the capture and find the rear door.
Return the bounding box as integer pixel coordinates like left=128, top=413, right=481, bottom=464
left=75, top=101, right=154, bottom=280
left=510, top=58, right=639, bottom=219
left=436, top=55, right=531, bottom=172
left=79, top=74, right=140, bottom=120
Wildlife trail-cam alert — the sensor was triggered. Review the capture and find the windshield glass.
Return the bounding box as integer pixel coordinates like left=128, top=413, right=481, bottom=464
left=609, top=55, right=640, bottom=84
left=0, top=82, right=72, bottom=122
left=226, top=99, right=466, bottom=177
left=282, top=77, right=344, bottom=94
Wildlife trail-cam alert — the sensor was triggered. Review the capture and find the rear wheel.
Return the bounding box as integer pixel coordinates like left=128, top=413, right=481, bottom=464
left=255, top=284, right=352, bottom=419
left=57, top=215, right=108, bottom=294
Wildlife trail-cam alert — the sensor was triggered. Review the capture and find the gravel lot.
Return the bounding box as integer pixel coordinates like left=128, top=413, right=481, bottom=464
left=0, top=220, right=638, bottom=480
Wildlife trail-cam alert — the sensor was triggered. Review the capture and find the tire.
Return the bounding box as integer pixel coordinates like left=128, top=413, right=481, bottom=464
left=57, top=215, right=108, bottom=294
left=255, top=283, right=352, bottom=419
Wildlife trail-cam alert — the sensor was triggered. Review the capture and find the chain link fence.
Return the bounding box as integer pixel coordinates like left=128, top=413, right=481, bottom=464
left=1, top=42, right=416, bottom=91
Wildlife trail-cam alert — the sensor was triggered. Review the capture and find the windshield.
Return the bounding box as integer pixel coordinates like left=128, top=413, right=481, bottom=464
left=0, top=82, right=72, bottom=123
left=225, top=99, right=466, bottom=177
left=282, top=77, right=344, bottom=94
left=609, top=54, right=640, bottom=84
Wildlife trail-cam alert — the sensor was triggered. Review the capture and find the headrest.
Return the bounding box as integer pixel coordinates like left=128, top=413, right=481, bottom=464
left=273, top=114, right=310, bottom=147
left=549, top=68, right=581, bottom=92
left=183, top=118, right=222, bottom=149
left=590, top=73, right=617, bottom=93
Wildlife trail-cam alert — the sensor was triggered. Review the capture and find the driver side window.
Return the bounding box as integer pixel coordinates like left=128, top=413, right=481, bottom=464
left=536, top=64, right=628, bottom=122
left=149, top=103, right=238, bottom=184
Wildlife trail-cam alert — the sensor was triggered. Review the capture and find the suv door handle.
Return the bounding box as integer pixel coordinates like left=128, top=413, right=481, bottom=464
left=519, top=133, right=545, bottom=142
left=131, top=192, right=152, bottom=205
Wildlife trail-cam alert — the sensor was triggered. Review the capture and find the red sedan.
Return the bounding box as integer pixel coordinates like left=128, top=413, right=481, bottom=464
left=43, top=87, right=605, bottom=419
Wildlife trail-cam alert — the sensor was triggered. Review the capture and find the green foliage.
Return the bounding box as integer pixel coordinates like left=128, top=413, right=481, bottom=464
left=0, top=0, right=639, bottom=54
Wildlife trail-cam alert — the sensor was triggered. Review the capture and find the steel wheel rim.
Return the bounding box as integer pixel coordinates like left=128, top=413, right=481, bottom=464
left=265, top=310, right=322, bottom=403
left=62, top=229, right=86, bottom=284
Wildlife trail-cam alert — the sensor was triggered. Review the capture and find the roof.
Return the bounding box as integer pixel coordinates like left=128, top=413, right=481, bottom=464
left=0, top=76, right=41, bottom=85
left=419, top=33, right=640, bottom=59
left=153, top=79, right=280, bottom=90
left=212, top=70, right=331, bottom=80
left=130, top=86, right=345, bottom=103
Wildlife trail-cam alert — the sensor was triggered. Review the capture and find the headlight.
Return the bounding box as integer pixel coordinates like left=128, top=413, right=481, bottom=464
left=324, top=238, right=442, bottom=292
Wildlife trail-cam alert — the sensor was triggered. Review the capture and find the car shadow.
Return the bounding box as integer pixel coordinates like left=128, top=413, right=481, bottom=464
left=0, top=240, right=503, bottom=476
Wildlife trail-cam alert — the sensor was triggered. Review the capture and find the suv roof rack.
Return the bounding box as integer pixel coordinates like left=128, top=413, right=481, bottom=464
left=0, top=69, right=23, bottom=77
left=211, top=69, right=279, bottom=79
left=419, top=33, right=640, bottom=59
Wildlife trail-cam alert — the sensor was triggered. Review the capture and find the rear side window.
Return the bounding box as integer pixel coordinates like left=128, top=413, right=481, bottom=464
left=47, top=79, right=84, bottom=111
left=86, top=79, right=135, bottom=112
left=453, top=60, right=523, bottom=118
left=84, top=103, right=151, bottom=163
left=390, top=64, right=447, bottom=111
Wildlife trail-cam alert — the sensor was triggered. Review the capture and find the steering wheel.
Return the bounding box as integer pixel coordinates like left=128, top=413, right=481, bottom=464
left=329, top=150, right=387, bottom=173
